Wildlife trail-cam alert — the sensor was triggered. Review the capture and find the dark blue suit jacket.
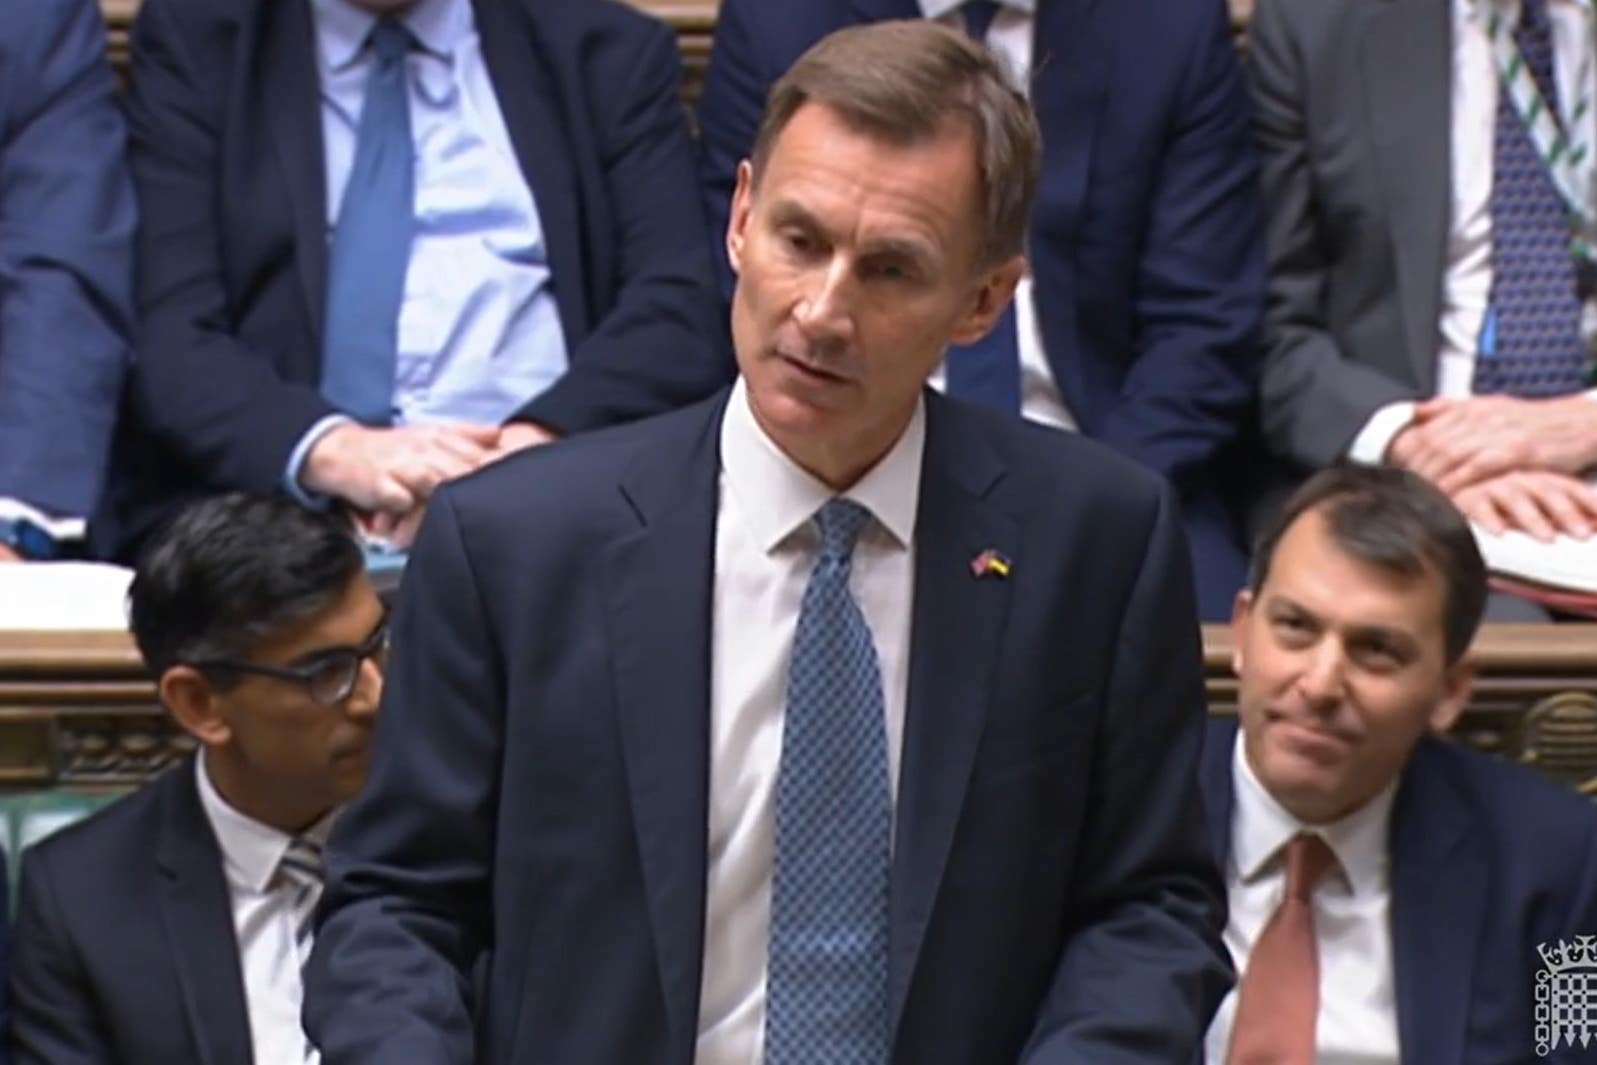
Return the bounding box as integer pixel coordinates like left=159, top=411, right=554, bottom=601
left=694, top=0, right=1265, bottom=620
left=92, top=0, right=734, bottom=562
left=0, top=0, right=133, bottom=520
left=306, top=389, right=1230, bottom=1063
left=9, top=758, right=254, bottom=1065
left=1200, top=718, right=1597, bottom=1064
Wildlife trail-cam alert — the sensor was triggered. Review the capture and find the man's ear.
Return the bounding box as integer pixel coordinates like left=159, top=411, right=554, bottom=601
left=1429, top=657, right=1475, bottom=734
left=727, top=159, right=756, bottom=278
left=1230, top=589, right=1255, bottom=678
left=159, top=665, right=232, bottom=748
left=948, top=255, right=1026, bottom=346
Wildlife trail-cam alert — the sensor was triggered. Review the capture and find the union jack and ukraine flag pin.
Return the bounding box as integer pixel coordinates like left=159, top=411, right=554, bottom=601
left=969, top=548, right=1012, bottom=580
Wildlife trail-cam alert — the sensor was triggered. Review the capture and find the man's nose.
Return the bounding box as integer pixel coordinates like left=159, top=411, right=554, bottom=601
left=1294, top=642, right=1347, bottom=710
left=792, top=257, right=857, bottom=346
left=344, top=656, right=383, bottom=720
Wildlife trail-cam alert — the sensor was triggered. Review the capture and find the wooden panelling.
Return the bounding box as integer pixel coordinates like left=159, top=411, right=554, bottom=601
left=4, top=625, right=1595, bottom=792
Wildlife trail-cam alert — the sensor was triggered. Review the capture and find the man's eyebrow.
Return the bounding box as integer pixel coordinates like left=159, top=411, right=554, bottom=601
left=285, top=613, right=388, bottom=667
left=1344, top=624, right=1419, bottom=653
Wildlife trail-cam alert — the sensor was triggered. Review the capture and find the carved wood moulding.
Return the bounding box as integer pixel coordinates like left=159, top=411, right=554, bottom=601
left=2, top=625, right=1595, bottom=791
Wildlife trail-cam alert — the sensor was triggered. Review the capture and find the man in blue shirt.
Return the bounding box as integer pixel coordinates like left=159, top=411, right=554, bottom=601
left=95, top=0, right=732, bottom=560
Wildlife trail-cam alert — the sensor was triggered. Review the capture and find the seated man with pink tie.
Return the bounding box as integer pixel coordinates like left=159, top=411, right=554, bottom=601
left=1201, top=464, right=1597, bottom=1064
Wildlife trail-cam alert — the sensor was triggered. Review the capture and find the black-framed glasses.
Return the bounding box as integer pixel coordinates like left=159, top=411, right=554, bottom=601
left=188, top=616, right=390, bottom=707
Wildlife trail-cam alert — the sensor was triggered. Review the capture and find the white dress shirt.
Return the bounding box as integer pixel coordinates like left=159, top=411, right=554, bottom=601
left=196, top=754, right=333, bottom=1065
left=288, top=0, right=569, bottom=488
left=1203, top=732, right=1401, bottom=1065
left=918, top=0, right=1076, bottom=431
left=694, top=377, right=924, bottom=1065
left=1349, top=0, right=1597, bottom=462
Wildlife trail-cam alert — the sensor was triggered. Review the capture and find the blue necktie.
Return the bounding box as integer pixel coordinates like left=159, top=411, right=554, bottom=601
left=764, top=499, right=891, bottom=1065
left=944, top=1, right=1022, bottom=413
left=1475, top=0, right=1590, bottom=396
left=320, top=18, right=416, bottom=426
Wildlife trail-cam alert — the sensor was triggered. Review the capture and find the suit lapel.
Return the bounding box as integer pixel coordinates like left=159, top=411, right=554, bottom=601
left=263, top=0, right=330, bottom=348
left=155, top=760, right=254, bottom=1065
left=601, top=397, right=726, bottom=1059
left=888, top=395, right=1017, bottom=1038
left=474, top=0, right=587, bottom=340
left=1029, top=0, right=1114, bottom=243
left=1362, top=0, right=1451, bottom=389
left=1389, top=740, right=1484, bottom=1065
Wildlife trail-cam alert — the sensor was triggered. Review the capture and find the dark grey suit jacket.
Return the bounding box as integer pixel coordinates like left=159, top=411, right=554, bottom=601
left=1250, top=0, right=1462, bottom=470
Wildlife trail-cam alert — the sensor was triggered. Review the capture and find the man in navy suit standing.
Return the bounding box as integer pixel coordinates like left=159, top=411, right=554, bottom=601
left=307, top=20, right=1229, bottom=1065
left=95, top=0, right=731, bottom=561
left=0, top=0, right=133, bottom=563
left=1203, top=464, right=1597, bottom=1063
left=696, top=0, right=1265, bottom=620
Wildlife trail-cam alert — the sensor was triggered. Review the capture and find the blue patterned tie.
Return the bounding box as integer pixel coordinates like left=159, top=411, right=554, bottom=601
left=764, top=499, right=891, bottom=1065
left=1475, top=0, right=1590, bottom=396
left=320, top=18, right=416, bottom=425
left=944, top=0, right=1022, bottom=413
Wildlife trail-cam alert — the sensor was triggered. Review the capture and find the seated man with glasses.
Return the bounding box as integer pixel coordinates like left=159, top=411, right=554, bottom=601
left=9, top=493, right=384, bottom=1065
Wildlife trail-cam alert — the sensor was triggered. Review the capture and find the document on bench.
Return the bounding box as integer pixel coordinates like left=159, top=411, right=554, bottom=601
left=0, top=562, right=134, bottom=631
left=1473, top=526, right=1597, bottom=594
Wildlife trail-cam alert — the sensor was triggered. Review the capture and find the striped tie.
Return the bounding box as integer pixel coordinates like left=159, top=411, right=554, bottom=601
left=278, top=836, right=325, bottom=960
left=278, top=837, right=325, bottom=1063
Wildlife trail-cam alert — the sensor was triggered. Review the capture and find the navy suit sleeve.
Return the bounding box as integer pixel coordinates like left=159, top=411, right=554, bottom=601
left=693, top=0, right=769, bottom=302
left=305, top=489, right=499, bottom=1065
left=1247, top=0, right=1415, bottom=468
left=1021, top=484, right=1233, bottom=1063
left=124, top=0, right=336, bottom=495
left=1093, top=0, right=1264, bottom=489
left=0, top=0, right=133, bottom=518
left=516, top=17, right=734, bottom=434
left=10, top=847, right=117, bottom=1065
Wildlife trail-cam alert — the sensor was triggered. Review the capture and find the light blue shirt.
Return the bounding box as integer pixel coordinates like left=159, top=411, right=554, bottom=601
left=288, top=0, right=568, bottom=495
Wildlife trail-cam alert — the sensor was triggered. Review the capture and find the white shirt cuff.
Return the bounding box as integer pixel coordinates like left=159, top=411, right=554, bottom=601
left=284, top=414, right=353, bottom=509
left=1346, top=401, right=1418, bottom=465
left=0, top=498, right=86, bottom=541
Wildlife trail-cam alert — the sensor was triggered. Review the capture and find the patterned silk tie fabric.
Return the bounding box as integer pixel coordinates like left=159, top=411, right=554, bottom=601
left=320, top=17, right=417, bottom=425
left=943, top=0, right=1022, bottom=413
left=1475, top=0, right=1590, bottom=396
left=278, top=835, right=326, bottom=1063
left=764, top=499, right=892, bottom=1065
left=278, top=835, right=326, bottom=958
left=1226, top=834, right=1338, bottom=1065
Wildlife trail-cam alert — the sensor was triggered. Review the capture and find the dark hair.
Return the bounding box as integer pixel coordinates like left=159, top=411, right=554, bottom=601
left=128, top=494, right=365, bottom=678
left=1248, top=465, right=1488, bottom=664
left=750, top=19, right=1041, bottom=268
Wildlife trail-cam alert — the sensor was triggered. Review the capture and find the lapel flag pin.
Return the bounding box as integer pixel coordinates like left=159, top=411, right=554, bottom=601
left=969, top=548, right=1012, bottom=579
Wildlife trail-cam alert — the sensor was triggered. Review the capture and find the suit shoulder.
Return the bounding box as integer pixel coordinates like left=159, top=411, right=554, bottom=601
left=525, top=0, right=677, bottom=50
left=1424, top=740, right=1597, bottom=855
left=447, top=394, right=723, bottom=520
left=964, top=401, right=1171, bottom=510
left=20, top=769, right=172, bottom=883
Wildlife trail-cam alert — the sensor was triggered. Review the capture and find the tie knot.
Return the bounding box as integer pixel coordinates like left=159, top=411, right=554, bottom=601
left=1282, top=833, right=1336, bottom=904
left=369, top=17, right=415, bottom=64
left=815, top=499, right=872, bottom=564
left=278, top=836, right=325, bottom=890
left=962, top=0, right=1003, bottom=41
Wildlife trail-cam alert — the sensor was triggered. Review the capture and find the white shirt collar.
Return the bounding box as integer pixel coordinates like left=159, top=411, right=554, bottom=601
left=311, top=0, right=471, bottom=73
left=1230, top=729, right=1397, bottom=900
left=195, top=752, right=336, bottom=896
left=719, top=376, right=924, bottom=555
left=920, top=0, right=1036, bottom=22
